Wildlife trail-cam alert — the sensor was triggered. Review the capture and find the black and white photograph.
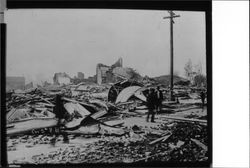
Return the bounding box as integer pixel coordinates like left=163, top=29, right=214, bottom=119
left=3, top=3, right=211, bottom=166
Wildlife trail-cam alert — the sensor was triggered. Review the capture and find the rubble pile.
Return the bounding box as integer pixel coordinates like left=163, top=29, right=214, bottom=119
left=7, top=80, right=208, bottom=164
left=6, top=84, right=111, bottom=130
left=147, top=122, right=208, bottom=162
left=18, top=122, right=207, bottom=164
left=6, top=90, right=56, bottom=123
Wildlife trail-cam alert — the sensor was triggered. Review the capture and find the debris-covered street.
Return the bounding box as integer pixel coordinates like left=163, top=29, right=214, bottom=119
left=7, top=80, right=208, bottom=164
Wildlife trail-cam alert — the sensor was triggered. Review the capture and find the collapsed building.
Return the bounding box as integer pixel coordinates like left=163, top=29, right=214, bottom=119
left=96, top=57, right=123, bottom=84
left=96, top=58, right=142, bottom=85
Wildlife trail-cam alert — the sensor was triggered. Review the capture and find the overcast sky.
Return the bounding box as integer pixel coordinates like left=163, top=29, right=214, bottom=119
left=6, top=9, right=206, bottom=84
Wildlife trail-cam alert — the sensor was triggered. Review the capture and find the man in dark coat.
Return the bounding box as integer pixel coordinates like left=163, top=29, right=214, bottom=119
left=51, top=94, right=69, bottom=146
left=146, top=88, right=156, bottom=122
left=155, top=86, right=163, bottom=114
left=200, top=91, right=206, bottom=107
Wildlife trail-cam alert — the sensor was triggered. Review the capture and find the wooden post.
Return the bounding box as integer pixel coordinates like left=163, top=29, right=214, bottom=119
left=170, top=12, right=174, bottom=101
left=163, top=11, right=180, bottom=101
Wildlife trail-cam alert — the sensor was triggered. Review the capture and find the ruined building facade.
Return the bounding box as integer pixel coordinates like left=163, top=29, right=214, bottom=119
left=96, top=58, right=123, bottom=85
left=53, top=72, right=71, bottom=85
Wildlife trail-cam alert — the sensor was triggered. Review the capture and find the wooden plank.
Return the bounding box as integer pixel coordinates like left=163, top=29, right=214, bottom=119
left=116, top=101, right=134, bottom=106
left=91, top=110, right=107, bottom=119
left=149, top=133, right=172, bottom=145
left=7, top=117, right=55, bottom=124
left=40, top=97, right=54, bottom=105
left=7, top=124, right=15, bottom=129
left=7, top=118, right=57, bottom=136
left=37, top=102, right=55, bottom=107
left=191, top=138, right=208, bottom=152
left=161, top=116, right=207, bottom=124
left=104, top=120, right=124, bottom=127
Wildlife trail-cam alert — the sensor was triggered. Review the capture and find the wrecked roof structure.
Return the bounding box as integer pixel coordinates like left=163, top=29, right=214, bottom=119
left=108, top=79, right=143, bottom=103
left=115, top=86, right=142, bottom=104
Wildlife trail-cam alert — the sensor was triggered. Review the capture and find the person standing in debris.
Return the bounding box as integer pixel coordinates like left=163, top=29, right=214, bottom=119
left=51, top=94, right=69, bottom=146
left=155, top=86, right=163, bottom=114
left=146, top=88, right=156, bottom=122
left=200, top=91, right=206, bottom=107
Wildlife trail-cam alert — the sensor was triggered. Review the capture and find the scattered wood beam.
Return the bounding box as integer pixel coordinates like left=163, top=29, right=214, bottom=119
left=149, top=133, right=172, bottom=145
left=191, top=138, right=208, bottom=152
left=160, top=116, right=207, bottom=124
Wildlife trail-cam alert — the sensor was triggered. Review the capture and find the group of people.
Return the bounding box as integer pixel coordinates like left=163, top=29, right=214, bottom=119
left=145, top=86, right=164, bottom=123
left=50, top=87, right=206, bottom=145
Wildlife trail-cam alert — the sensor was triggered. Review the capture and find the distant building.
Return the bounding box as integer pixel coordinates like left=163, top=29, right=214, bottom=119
left=6, top=76, right=25, bottom=91
left=77, top=72, right=85, bottom=80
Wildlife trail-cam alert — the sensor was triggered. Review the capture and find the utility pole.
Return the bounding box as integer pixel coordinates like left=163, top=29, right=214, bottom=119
left=163, top=11, right=180, bottom=101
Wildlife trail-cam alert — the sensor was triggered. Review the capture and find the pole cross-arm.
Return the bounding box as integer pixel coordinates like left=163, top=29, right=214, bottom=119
left=163, top=15, right=180, bottom=19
